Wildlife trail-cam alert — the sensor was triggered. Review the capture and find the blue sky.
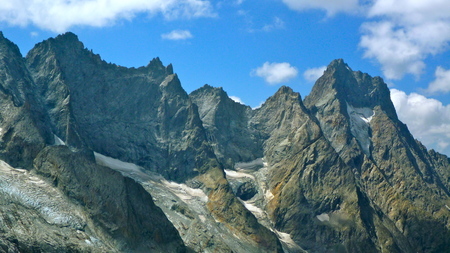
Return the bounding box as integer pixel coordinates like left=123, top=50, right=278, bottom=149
left=1, top=0, right=450, bottom=156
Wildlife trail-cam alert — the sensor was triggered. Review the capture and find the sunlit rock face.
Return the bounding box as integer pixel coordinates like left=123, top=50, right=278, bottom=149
left=192, top=59, right=450, bottom=252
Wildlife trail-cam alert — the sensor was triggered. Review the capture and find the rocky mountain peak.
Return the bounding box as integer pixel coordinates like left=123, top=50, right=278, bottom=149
left=47, top=31, right=85, bottom=53
left=190, top=84, right=230, bottom=103
left=259, top=86, right=306, bottom=115
left=148, top=57, right=174, bottom=76
left=307, top=59, right=397, bottom=118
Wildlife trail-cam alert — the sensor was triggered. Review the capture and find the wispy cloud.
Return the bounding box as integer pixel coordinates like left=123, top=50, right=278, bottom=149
left=303, top=66, right=327, bottom=82
left=261, top=17, right=285, bottom=32
left=161, top=30, right=193, bottom=40
left=0, top=0, right=216, bottom=32
left=391, top=89, right=450, bottom=155
left=426, top=66, right=450, bottom=95
left=251, top=62, right=298, bottom=85
left=281, top=0, right=360, bottom=16
left=229, top=96, right=245, bottom=104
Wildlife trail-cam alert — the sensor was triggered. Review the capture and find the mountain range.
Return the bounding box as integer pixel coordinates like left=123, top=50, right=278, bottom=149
left=0, top=32, right=449, bottom=252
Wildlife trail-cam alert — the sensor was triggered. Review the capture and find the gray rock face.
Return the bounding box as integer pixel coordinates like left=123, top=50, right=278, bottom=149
left=0, top=32, right=186, bottom=252
left=34, top=145, right=186, bottom=252
left=303, top=59, right=450, bottom=252
left=0, top=32, right=51, bottom=169
left=24, top=32, right=283, bottom=252
left=190, top=84, right=263, bottom=168
left=26, top=32, right=213, bottom=182
left=190, top=60, right=450, bottom=252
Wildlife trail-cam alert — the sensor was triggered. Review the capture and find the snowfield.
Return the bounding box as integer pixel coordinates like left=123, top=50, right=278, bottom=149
left=0, top=160, right=86, bottom=229
left=346, top=102, right=374, bottom=156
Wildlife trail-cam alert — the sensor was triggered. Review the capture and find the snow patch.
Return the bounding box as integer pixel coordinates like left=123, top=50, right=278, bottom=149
left=265, top=190, right=274, bottom=201
left=162, top=180, right=208, bottom=203
left=317, top=213, right=330, bottom=222
left=94, top=152, right=151, bottom=182
left=275, top=230, right=302, bottom=251
left=243, top=202, right=265, bottom=219
left=0, top=160, right=85, bottom=228
left=224, top=169, right=255, bottom=180
left=346, top=102, right=374, bottom=156
left=53, top=134, right=66, bottom=146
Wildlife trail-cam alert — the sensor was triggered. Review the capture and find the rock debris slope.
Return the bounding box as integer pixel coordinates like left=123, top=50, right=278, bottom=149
left=0, top=31, right=448, bottom=253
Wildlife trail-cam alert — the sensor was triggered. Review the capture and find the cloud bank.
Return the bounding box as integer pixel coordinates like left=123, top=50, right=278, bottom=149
left=390, top=89, right=450, bottom=155
left=0, top=0, right=216, bottom=32
left=281, top=0, right=450, bottom=81
left=361, top=0, right=450, bottom=80
left=252, top=62, right=298, bottom=85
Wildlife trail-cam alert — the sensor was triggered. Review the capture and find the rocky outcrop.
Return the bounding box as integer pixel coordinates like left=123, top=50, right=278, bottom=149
left=0, top=32, right=51, bottom=169
left=190, top=85, right=262, bottom=168
left=304, top=59, right=450, bottom=252
left=0, top=32, right=187, bottom=252
left=190, top=60, right=450, bottom=252
left=33, top=145, right=186, bottom=252
left=26, top=32, right=210, bottom=182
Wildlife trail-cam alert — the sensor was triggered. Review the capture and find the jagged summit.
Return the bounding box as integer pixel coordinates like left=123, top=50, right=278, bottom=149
left=271, top=85, right=302, bottom=100
left=306, top=59, right=397, bottom=118
left=54, top=31, right=80, bottom=43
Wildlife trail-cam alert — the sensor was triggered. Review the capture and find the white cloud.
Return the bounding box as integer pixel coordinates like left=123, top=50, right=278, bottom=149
left=261, top=17, right=285, bottom=32
left=426, top=66, right=450, bottom=95
left=360, top=0, right=450, bottom=80
left=0, top=0, right=216, bottom=32
left=252, top=101, right=265, bottom=110
left=161, top=30, right=193, bottom=40
left=303, top=66, right=326, bottom=82
left=390, top=88, right=450, bottom=155
left=229, top=96, right=244, bottom=104
left=251, top=62, right=298, bottom=85
left=281, top=0, right=360, bottom=16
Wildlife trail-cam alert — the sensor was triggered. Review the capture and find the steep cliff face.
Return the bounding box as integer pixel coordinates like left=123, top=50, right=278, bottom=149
left=0, top=32, right=51, bottom=169
left=25, top=33, right=283, bottom=252
left=191, top=60, right=450, bottom=252
left=34, top=145, right=186, bottom=253
left=304, top=59, right=450, bottom=252
left=251, top=87, right=376, bottom=252
left=190, top=84, right=262, bottom=168
left=0, top=32, right=187, bottom=252
left=26, top=32, right=212, bottom=182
